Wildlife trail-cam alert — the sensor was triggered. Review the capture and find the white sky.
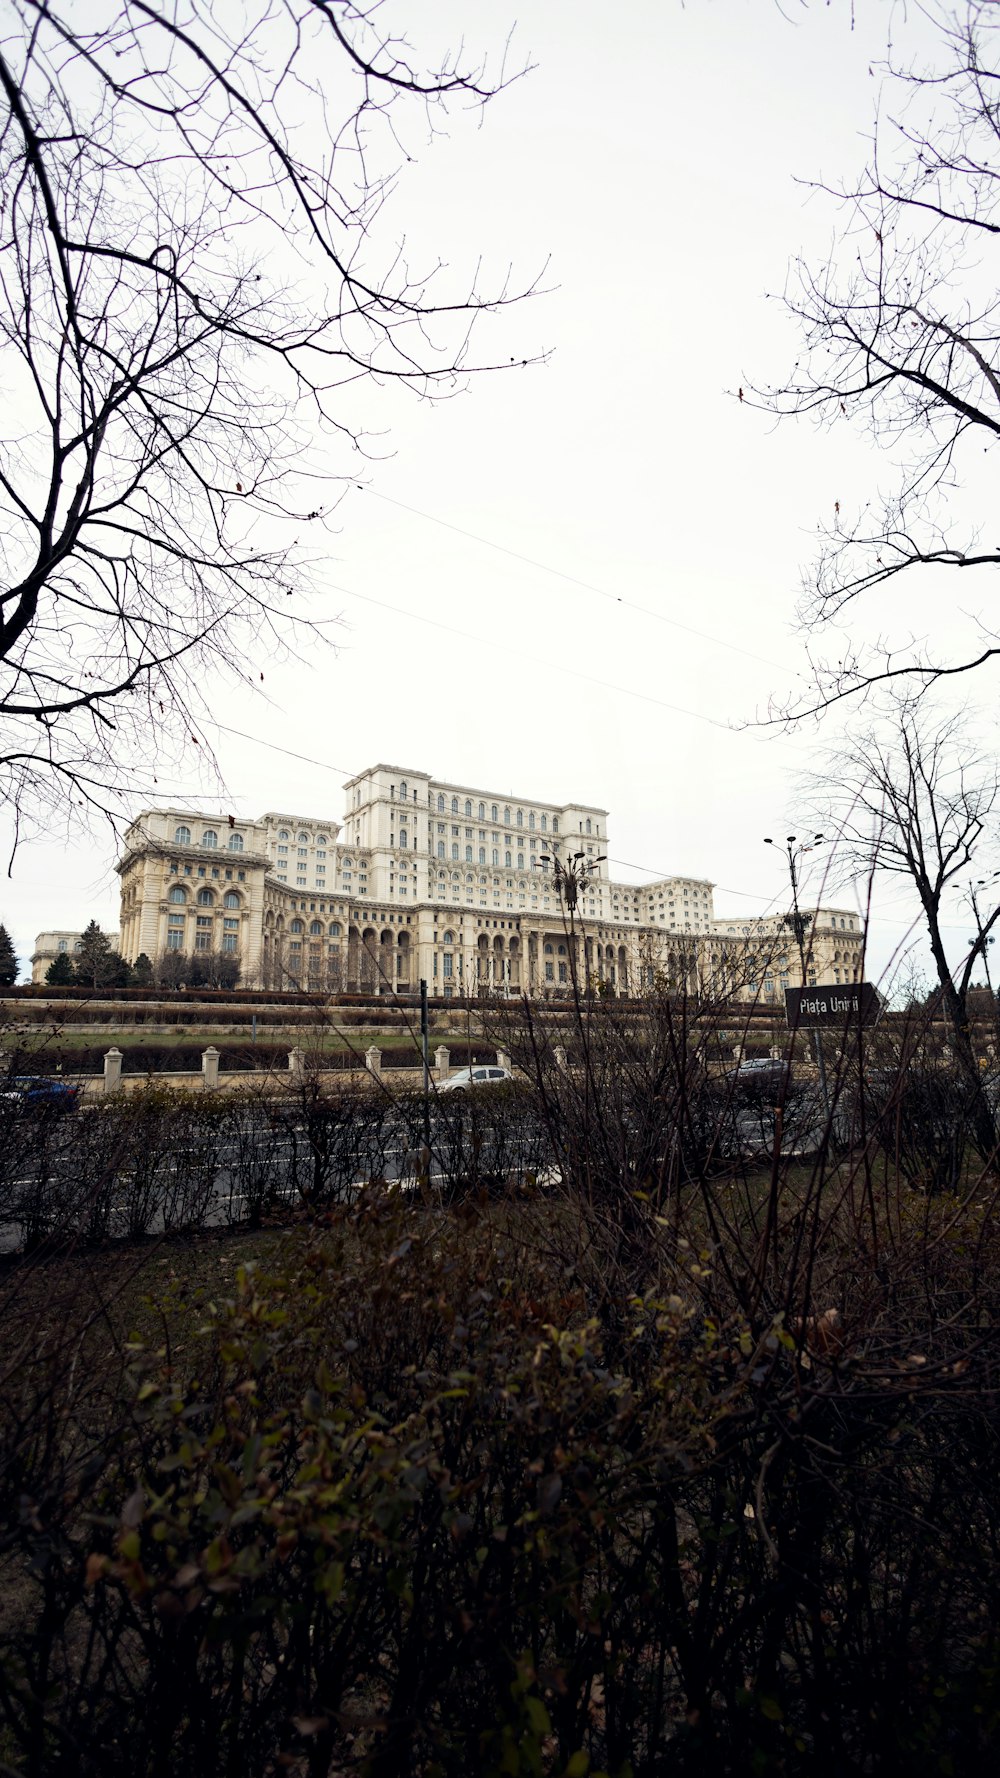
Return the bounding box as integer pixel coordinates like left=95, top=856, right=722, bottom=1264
left=3, top=0, right=996, bottom=995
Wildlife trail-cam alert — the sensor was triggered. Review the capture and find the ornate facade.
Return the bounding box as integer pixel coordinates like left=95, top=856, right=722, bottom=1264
left=106, top=762, right=866, bottom=998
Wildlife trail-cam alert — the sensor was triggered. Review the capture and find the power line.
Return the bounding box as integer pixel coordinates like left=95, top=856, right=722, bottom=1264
left=360, top=485, right=802, bottom=680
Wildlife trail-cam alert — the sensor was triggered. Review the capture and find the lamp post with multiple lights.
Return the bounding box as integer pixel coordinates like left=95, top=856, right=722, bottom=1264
left=763, top=832, right=829, bottom=1105
left=538, top=847, right=607, bottom=994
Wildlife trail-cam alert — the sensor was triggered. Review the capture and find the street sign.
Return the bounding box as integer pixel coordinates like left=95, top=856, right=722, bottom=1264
left=785, top=982, right=880, bottom=1029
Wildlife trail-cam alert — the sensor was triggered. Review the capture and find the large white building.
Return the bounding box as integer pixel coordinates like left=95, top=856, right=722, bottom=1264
left=90, top=761, right=863, bottom=997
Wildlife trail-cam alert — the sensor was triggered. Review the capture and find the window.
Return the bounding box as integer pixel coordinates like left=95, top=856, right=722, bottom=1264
left=310, top=920, right=323, bottom=935
left=516, top=809, right=523, bottom=827
left=399, top=830, right=407, bottom=847
left=223, top=891, right=240, bottom=909
left=168, top=912, right=185, bottom=927
left=451, top=843, right=459, bottom=860
left=228, top=833, right=243, bottom=852
left=57, top=939, right=67, bottom=953
left=290, top=919, right=304, bottom=934
left=168, top=885, right=186, bottom=904
left=167, top=930, right=183, bottom=951
left=545, top=961, right=554, bottom=981
left=443, top=930, right=454, bottom=944
left=465, top=799, right=472, bottom=816
left=298, top=831, right=309, bottom=843
left=552, top=818, right=559, bottom=833
left=504, top=807, right=511, bottom=825
left=492, top=804, right=498, bottom=822
left=279, top=828, right=289, bottom=840
left=329, top=922, right=341, bottom=937
left=174, top=825, right=191, bottom=845
left=465, top=846, right=473, bottom=862
left=443, top=952, right=453, bottom=978
left=317, top=834, right=328, bottom=846
left=451, top=796, right=459, bottom=814
left=197, top=887, right=214, bottom=906
left=196, top=914, right=212, bottom=929
left=437, top=793, right=445, bottom=812
left=505, top=850, right=512, bottom=868
left=586, top=817, right=591, bottom=835
left=201, top=829, right=217, bottom=849
left=479, top=802, right=485, bottom=820
left=541, top=814, right=548, bottom=832
left=492, top=849, right=499, bottom=866
left=399, top=782, right=407, bottom=800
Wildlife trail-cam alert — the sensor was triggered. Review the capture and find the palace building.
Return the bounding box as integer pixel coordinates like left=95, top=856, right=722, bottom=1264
left=90, top=762, right=864, bottom=997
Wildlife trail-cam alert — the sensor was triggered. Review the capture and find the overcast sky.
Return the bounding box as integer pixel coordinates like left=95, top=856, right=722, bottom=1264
left=2, top=0, right=994, bottom=994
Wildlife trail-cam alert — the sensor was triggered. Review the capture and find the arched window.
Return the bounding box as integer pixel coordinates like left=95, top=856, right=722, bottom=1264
left=290, top=918, right=304, bottom=934
left=504, top=806, right=511, bottom=825
left=223, top=891, right=240, bottom=909
left=298, top=831, right=309, bottom=844
left=451, top=843, right=459, bottom=860
left=201, top=829, right=217, bottom=849
left=465, top=845, right=473, bottom=861
left=168, top=885, right=186, bottom=904
left=541, top=814, right=548, bottom=832
left=329, top=921, right=341, bottom=936
left=552, top=817, right=559, bottom=833
left=399, top=781, right=407, bottom=799
left=544, top=942, right=553, bottom=955
left=174, top=825, right=191, bottom=845
left=586, top=818, right=591, bottom=835
left=279, top=828, right=290, bottom=840
left=437, top=840, right=445, bottom=858
left=529, top=812, right=535, bottom=830
left=443, top=930, right=454, bottom=945
left=465, top=799, right=472, bottom=816
left=399, top=829, right=408, bottom=848
left=437, top=793, right=445, bottom=812
left=317, top=834, right=328, bottom=846
left=479, top=847, right=486, bottom=864
left=310, top=920, right=323, bottom=936
left=342, top=857, right=353, bottom=869
left=491, top=804, right=498, bottom=822
left=516, top=809, right=523, bottom=827
left=451, top=796, right=458, bottom=814
left=197, top=887, right=214, bottom=906
left=228, top=832, right=243, bottom=852
left=492, top=849, right=499, bottom=866
left=505, top=850, right=512, bottom=868
left=558, top=943, right=566, bottom=956
left=517, top=853, right=524, bottom=869
left=478, top=802, right=485, bottom=820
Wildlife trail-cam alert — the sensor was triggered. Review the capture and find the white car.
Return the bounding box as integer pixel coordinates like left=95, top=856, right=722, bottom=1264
left=438, top=1065, right=513, bottom=1094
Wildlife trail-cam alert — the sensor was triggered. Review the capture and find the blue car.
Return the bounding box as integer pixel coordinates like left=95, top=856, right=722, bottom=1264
left=1, top=1076, right=80, bottom=1111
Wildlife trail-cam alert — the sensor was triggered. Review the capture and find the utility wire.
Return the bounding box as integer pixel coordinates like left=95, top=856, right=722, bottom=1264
left=359, top=485, right=802, bottom=680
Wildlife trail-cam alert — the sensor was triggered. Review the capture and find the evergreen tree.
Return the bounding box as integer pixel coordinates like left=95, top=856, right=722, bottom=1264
left=131, top=953, right=154, bottom=987
left=73, top=920, right=114, bottom=989
left=45, top=952, right=76, bottom=987
left=0, top=924, right=17, bottom=986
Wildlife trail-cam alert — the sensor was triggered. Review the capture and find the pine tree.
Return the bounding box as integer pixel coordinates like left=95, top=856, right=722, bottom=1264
left=73, top=920, right=114, bottom=989
left=131, top=953, right=154, bottom=987
left=0, top=924, right=17, bottom=986
left=45, top=952, right=76, bottom=987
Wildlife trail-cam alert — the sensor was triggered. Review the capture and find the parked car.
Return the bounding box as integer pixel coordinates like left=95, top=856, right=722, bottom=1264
left=721, top=1058, right=793, bottom=1101
left=0, top=1076, right=80, bottom=1112
left=438, top=1066, right=513, bottom=1094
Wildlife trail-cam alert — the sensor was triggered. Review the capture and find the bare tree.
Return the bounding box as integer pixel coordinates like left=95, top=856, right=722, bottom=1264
left=0, top=2, right=538, bottom=829
left=810, top=697, right=999, bottom=1149
left=756, top=3, right=1000, bottom=716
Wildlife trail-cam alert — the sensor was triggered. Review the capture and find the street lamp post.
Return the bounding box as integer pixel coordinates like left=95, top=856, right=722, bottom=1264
left=967, top=873, right=1000, bottom=997
left=538, top=849, right=607, bottom=995
left=763, top=832, right=829, bottom=1106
